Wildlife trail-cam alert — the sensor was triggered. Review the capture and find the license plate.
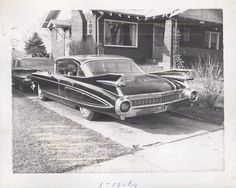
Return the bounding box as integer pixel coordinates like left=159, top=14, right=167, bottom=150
left=153, top=105, right=167, bottom=113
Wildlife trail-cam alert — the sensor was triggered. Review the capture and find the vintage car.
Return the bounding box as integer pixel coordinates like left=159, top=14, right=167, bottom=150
left=31, top=55, right=198, bottom=120
left=12, top=57, right=54, bottom=92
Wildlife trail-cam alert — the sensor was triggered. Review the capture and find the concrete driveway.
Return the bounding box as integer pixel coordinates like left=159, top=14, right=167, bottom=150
left=25, top=92, right=222, bottom=147
left=22, top=92, right=224, bottom=172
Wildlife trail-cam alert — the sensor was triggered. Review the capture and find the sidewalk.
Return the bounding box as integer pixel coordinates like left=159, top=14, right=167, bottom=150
left=71, top=129, right=224, bottom=173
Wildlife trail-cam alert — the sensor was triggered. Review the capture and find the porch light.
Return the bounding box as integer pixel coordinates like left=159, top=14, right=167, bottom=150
left=110, top=13, right=112, bottom=16
left=128, top=15, right=131, bottom=19
left=119, top=14, right=121, bottom=17
left=137, top=16, right=139, bottom=20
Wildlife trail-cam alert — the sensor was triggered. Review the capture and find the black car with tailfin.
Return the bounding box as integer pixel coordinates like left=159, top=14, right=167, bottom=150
left=31, top=55, right=198, bottom=120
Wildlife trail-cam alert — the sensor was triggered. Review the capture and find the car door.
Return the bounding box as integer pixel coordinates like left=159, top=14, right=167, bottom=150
left=56, top=59, right=82, bottom=98
left=56, top=59, right=100, bottom=107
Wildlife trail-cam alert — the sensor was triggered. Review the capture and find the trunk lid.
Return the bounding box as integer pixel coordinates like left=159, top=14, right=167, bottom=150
left=118, top=74, right=175, bottom=95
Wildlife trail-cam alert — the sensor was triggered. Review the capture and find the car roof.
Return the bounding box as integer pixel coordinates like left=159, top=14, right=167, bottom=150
left=56, top=55, right=131, bottom=64
left=13, top=57, right=53, bottom=61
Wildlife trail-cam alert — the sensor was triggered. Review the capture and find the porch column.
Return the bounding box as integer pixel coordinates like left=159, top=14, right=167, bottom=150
left=162, top=19, right=173, bottom=70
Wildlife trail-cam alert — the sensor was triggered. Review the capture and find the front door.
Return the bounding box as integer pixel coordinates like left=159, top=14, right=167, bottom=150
left=152, top=25, right=165, bottom=60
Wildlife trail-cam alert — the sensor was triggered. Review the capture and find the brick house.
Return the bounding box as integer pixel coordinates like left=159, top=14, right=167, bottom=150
left=41, top=9, right=223, bottom=70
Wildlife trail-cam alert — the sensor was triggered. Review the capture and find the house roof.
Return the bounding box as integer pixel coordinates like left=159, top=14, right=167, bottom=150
left=94, top=9, right=175, bottom=19
left=41, top=10, right=61, bottom=28
left=41, top=9, right=223, bottom=29
left=93, top=9, right=222, bottom=23
left=48, top=19, right=71, bottom=29
left=176, top=9, right=223, bottom=24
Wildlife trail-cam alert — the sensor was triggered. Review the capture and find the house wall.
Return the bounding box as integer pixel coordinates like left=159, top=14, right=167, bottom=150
left=98, top=16, right=153, bottom=64
left=178, top=21, right=223, bottom=65
left=71, top=10, right=84, bottom=40
left=51, top=28, right=65, bottom=59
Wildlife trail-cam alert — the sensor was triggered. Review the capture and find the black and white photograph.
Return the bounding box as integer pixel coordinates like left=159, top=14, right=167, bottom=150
left=1, top=0, right=236, bottom=187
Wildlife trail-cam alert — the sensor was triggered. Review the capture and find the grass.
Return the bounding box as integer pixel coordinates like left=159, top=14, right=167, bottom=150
left=12, top=91, right=134, bottom=173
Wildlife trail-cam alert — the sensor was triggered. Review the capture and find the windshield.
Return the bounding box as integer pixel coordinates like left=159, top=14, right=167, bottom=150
left=17, top=58, right=54, bottom=72
left=82, top=59, right=144, bottom=76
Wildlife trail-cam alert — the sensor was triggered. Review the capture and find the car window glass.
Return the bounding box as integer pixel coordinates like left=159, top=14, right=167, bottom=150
left=82, top=59, right=144, bottom=76
left=57, top=59, right=85, bottom=77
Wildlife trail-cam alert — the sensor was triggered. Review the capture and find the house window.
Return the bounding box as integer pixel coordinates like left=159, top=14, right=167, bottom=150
left=183, top=28, right=190, bottom=41
left=104, top=19, right=138, bottom=48
left=205, top=31, right=220, bottom=50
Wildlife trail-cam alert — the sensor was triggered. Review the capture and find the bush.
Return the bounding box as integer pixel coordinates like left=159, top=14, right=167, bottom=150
left=69, top=37, right=96, bottom=55
left=191, top=54, right=224, bottom=109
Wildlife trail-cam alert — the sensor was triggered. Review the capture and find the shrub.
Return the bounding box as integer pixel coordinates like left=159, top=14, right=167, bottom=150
left=191, top=54, right=224, bottom=109
left=69, top=37, right=96, bottom=55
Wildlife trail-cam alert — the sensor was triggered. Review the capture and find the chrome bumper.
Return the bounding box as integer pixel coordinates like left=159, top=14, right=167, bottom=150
left=115, top=89, right=198, bottom=120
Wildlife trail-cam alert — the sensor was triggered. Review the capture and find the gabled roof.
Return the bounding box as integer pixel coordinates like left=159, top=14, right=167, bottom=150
left=47, top=19, right=71, bottom=29
left=176, top=9, right=223, bottom=24
left=41, top=9, right=223, bottom=29
left=41, top=10, right=61, bottom=28
left=93, top=9, right=222, bottom=23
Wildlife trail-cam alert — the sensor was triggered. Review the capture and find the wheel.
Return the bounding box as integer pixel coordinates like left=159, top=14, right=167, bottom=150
left=38, top=84, right=47, bottom=101
left=18, top=83, right=26, bottom=93
left=79, top=107, right=97, bottom=121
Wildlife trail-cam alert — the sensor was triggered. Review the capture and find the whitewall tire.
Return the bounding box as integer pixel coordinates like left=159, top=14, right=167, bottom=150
left=79, top=107, right=97, bottom=121
left=38, top=84, right=47, bottom=101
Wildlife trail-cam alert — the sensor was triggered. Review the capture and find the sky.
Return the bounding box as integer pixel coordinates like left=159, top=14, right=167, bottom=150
left=0, top=0, right=191, bottom=54
left=0, top=4, right=51, bottom=52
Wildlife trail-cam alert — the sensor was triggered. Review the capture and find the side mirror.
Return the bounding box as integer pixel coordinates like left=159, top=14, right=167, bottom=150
left=48, top=71, right=52, bottom=76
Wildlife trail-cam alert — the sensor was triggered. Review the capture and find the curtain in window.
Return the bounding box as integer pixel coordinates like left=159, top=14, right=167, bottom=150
left=104, top=20, right=137, bottom=47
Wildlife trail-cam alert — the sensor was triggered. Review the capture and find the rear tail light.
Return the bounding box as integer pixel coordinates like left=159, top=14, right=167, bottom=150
left=189, top=91, right=198, bottom=102
left=120, top=101, right=131, bottom=113
left=183, top=89, right=199, bottom=102
left=115, top=98, right=131, bottom=114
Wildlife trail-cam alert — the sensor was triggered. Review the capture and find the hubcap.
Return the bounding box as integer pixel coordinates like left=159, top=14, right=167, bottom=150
left=80, top=107, right=91, bottom=117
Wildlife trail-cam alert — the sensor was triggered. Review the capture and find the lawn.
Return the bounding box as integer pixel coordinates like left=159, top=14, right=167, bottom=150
left=12, top=91, right=134, bottom=173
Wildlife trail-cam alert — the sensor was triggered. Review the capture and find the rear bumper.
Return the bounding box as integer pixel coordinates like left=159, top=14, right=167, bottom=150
left=115, top=89, right=198, bottom=120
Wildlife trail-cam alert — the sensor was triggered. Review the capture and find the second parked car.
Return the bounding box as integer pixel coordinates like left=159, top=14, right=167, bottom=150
left=12, top=57, right=54, bottom=92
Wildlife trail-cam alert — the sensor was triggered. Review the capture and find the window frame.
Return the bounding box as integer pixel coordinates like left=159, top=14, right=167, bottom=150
left=205, top=31, right=220, bottom=50
left=103, top=19, right=138, bottom=48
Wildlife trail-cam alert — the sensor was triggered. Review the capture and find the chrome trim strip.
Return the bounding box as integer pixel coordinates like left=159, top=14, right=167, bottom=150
left=44, top=91, right=113, bottom=109
left=32, top=74, right=119, bottom=97
left=65, top=87, right=113, bottom=107
left=32, top=75, right=114, bottom=108
left=125, top=89, right=183, bottom=99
